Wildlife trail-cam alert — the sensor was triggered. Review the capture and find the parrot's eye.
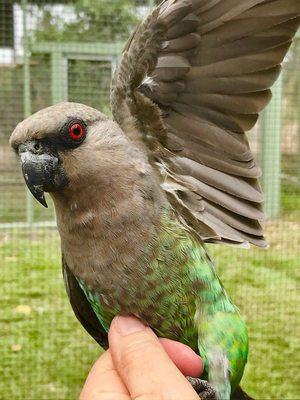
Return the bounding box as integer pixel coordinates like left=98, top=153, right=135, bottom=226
left=61, top=119, right=87, bottom=148
left=69, top=123, right=85, bottom=141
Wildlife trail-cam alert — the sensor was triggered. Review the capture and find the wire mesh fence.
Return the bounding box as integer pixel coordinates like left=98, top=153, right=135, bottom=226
left=0, top=1, right=299, bottom=399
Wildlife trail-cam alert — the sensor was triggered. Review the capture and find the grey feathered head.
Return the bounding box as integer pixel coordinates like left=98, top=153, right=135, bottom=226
left=10, top=102, right=130, bottom=207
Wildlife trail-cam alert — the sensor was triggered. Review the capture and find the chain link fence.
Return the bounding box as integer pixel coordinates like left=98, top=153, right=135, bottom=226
left=0, top=1, right=299, bottom=399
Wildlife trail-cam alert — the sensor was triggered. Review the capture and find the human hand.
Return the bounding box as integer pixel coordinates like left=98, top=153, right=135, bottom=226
left=80, top=315, right=203, bottom=400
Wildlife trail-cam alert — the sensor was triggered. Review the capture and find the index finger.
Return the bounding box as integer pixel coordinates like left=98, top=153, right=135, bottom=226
left=109, top=316, right=199, bottom=400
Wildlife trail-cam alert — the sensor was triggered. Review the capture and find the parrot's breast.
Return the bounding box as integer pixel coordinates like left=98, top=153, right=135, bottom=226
left=76, top=215, right=202, bottom=348
left=73, top=210, right=248, bottom=391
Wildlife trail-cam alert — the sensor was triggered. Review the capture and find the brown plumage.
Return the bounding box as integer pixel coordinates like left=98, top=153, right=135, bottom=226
left=111, top=0, right=300, bottom=248
left=9, top=1, right=300, bottom=399
left=9, top=0, right=300, bottom=359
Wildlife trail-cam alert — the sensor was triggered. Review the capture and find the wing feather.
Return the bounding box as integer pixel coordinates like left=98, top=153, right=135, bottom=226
left=62, top=258, right=108, bottom=349
left=110, top=0, right=300, bottom=247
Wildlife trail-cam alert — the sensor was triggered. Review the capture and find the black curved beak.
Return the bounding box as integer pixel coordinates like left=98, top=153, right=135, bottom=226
left=20, top=152, right=59, bottom=208
left=19, top=141, right=68, bottom=208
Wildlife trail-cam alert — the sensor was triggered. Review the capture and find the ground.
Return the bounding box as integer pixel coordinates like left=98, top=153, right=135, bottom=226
left=0, top=165, right=299, bottom=399
left=0, top=214, right=299, bottom=399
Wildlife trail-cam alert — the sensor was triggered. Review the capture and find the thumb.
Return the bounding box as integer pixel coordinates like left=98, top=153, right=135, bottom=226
left=108, top=315, right=199, bottom=400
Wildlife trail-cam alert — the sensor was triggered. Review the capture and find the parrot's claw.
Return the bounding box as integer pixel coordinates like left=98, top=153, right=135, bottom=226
left=187, top=377, right=218, bottom=400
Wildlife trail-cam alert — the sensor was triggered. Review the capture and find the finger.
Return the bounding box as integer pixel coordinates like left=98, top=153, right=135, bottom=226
left=80, top=350, right=130, bottom=400
left=109, top=315, right=199, bottom=400
left=159, top=338, right=203, bottom=377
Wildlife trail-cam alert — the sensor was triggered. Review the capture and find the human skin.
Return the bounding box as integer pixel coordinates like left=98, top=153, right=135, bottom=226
left=80, top=315, right=203, bottom=400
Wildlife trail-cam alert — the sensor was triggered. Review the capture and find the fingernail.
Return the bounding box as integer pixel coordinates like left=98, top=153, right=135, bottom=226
left=113, top=315, right=147, bottom=336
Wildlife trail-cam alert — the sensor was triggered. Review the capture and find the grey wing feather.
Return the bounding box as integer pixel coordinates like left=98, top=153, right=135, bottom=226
left=62, top=257, right=108, bottom=349
left=110, top=0, right=300, bottom=248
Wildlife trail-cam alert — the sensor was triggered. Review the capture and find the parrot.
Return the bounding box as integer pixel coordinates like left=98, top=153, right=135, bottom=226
left=9, top=1, right=300, bottom=399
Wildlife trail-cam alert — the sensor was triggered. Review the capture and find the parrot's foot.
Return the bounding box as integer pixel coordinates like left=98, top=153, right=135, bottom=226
left=187, top=377, right=217, bottom=400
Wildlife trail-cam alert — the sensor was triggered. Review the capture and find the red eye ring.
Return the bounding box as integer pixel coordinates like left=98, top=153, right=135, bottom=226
left=69, top=123, right=85, bottom=141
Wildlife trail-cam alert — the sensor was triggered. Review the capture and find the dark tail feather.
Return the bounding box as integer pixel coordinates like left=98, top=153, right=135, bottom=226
left=232, top=386, right=255, bottom=400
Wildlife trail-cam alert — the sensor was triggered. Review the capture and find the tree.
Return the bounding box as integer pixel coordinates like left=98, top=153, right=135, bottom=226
left=33, top=0, right=140, bottom=43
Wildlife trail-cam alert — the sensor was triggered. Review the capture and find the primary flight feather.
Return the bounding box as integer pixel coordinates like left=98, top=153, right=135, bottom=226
left=10, top=1, right=300, bottom=399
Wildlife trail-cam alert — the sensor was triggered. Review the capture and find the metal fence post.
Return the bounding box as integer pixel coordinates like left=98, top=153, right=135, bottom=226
left=261, top=74, right=283, bottom=219
left=51, top=50, right=68, bottom=104
left=21, top=0, right=34, bottom=224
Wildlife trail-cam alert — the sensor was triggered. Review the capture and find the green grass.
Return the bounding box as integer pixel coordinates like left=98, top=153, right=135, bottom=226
left=0, top=219, right=299, bottom=399
left=210, top=219, right=300, bottom=399
left=281, top=181, right=300, bottom=219
left=0, top=178, right=299, bottom=399
left=281, top=154, right=300, bottom=220
left=0, top=231, right=100, bottom=399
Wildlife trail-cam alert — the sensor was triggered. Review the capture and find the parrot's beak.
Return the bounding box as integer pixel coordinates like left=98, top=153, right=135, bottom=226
left=19, top=141, right=68, bottom=208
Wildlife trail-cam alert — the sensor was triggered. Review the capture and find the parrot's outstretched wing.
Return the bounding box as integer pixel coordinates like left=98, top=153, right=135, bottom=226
left=110, top=0, right=300, bottom=248
left=62, top=257, right=108, bottom=349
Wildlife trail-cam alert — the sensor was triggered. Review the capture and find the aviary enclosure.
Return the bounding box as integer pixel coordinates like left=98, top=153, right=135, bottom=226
left=0, top=1, right=299, bottom=399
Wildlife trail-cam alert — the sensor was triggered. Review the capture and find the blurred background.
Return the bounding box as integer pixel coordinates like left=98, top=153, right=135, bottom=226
left=0, top=1, right=299, bottom=399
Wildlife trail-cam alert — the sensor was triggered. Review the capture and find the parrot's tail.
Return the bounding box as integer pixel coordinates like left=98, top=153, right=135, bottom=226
left=232, top=386, right=255, bottom=400
left=206, top=350, right=231, bottom=400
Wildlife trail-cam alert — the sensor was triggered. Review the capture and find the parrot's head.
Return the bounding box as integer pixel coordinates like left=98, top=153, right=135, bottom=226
left=9, top=102, right=130, bottom=208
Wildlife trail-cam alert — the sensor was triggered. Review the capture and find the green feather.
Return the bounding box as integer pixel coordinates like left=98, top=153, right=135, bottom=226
left=78, top=210, right=248, bottom=399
